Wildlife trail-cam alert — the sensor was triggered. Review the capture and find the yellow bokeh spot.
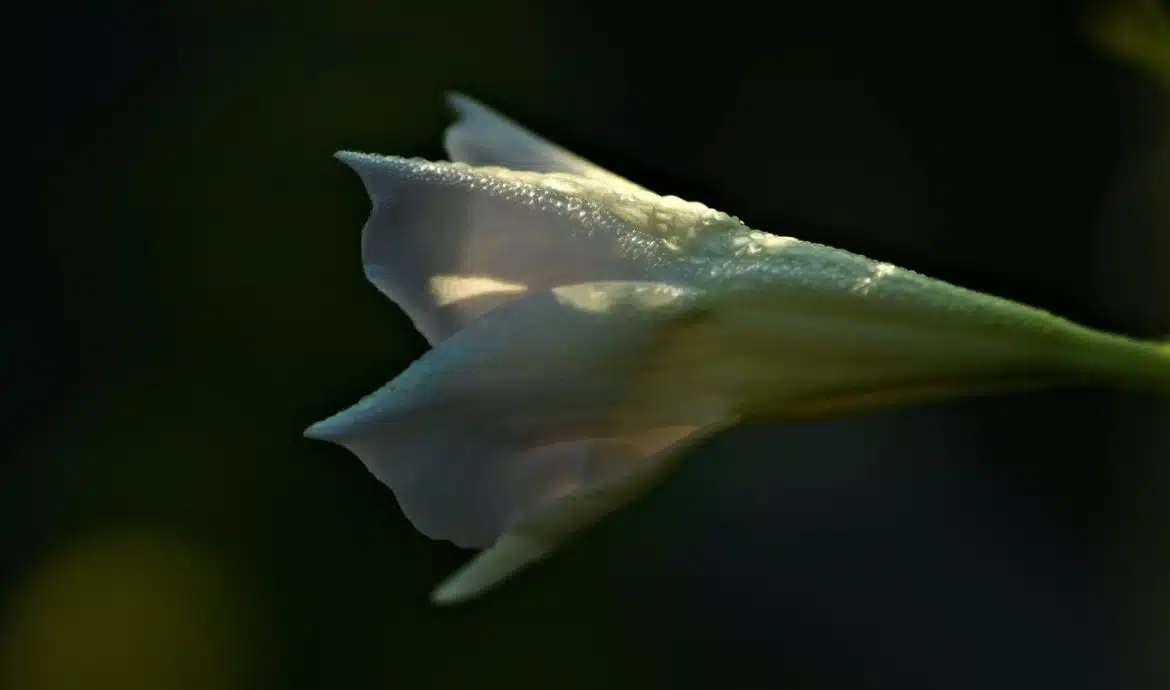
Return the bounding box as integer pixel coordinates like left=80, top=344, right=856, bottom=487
left=1085, top=0, right=1170, bottom=88
left=1, top=530, right=261, bottom=690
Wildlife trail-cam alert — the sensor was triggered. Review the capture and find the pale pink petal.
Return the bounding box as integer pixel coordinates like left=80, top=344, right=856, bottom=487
left=304, top=281, right=722, bottom=550
left=337, top=153, right=671, bottom=343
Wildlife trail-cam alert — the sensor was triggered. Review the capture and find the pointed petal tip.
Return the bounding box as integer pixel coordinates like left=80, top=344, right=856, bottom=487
left=302, top=412, right=348, bottom=441
left=428, top=580, right=468, bottom=606
left=333, top=151, right=380, bottom=186
left=302, top=421, right=330, bottom=441
left=428, top=533, right=551, bottom=605
left=334, top=150, right=373, bottom=169
left=444, top=91, right=480, bottom=114
left=333, top=151, right=414, bottom=202
left=443, top=93, right=517, bottom=136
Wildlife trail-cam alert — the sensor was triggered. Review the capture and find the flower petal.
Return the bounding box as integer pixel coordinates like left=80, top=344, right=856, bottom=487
left=336, top=152, right=674, bottom=343
left=429, top=423, right=721, bottom=604
left=304, top=281, right=727, bottom=550
left=443, top=93, right=648, bottom=194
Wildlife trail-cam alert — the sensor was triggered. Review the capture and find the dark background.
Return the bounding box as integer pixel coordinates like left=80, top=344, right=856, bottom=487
left=5, top=1, right=1169, bottom=689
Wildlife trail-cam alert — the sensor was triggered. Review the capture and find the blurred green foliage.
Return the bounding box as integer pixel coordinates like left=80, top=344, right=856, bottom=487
left=1086, top=0, right=1170, bottom=89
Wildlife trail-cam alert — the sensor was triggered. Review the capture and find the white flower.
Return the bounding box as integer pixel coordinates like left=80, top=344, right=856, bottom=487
left=306, top=94, right=1170, bottom=604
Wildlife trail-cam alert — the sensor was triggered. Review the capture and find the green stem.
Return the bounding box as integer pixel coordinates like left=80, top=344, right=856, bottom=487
left=1067, top=328, right=1170, bottom=394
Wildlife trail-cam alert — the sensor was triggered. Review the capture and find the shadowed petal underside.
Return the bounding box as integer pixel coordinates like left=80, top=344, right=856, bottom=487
left=443, top=92, right=649, bottom=194
left=305, top=281, right=721, bottom=550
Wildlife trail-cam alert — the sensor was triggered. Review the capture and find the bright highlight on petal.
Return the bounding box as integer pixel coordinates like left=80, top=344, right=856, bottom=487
left=429, top=275, right=527, bottom=306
